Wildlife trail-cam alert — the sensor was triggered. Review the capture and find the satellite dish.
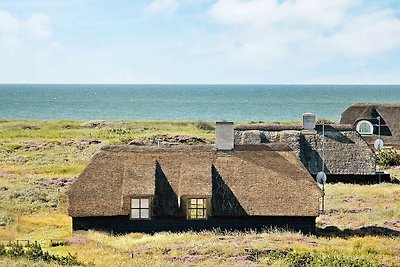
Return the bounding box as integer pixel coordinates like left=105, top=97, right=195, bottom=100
left=374, top=139, right=384, bottom=150
left=316, top=171, right=327, bottom=184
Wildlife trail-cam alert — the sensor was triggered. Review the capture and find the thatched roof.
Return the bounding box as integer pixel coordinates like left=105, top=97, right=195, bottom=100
left=68, top=144, right=321, bottom=218
left=235, top=124, right=303, bottom=131
left=341, top=103, right=400, bottom=145
left=235, top=124, right=376, bottom=176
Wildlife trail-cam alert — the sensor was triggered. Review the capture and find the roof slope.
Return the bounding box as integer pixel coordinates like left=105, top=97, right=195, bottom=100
left=68, top=144, right=322, bottom=218
left=341, top=103, right=400, bottom=144
left=235, top=124, right=376, bottom=175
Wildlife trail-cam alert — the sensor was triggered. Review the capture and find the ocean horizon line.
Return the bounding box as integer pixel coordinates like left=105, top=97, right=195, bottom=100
left=1, top=83, right=400, bottom=86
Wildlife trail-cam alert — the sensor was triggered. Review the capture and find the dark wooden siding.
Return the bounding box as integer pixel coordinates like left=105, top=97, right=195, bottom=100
left=72, top=216, right=317, bottom=234
left=317, top=173, right=393, bottom=184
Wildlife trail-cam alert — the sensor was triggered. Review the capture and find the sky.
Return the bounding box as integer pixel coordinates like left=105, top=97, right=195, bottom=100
left=1, top=0, right=400, bottom=84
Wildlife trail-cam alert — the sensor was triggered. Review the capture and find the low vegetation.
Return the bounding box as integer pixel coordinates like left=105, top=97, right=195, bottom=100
left=0, top=120, right=399, bottom=266
left=378, top=149, right=400, bottom=167
left=0, top=242, right=81, bottom=266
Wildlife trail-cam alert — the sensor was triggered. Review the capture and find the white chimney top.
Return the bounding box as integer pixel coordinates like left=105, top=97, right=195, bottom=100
left=215, top=121, right=234, bottom=150
left=303, top=113, right=316, bottom=130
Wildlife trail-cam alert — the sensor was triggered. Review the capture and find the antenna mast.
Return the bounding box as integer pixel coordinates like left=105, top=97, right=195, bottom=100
left=317, top=122, right=327, bottom=214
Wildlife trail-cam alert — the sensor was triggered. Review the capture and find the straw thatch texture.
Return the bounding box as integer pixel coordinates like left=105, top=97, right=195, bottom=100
left=235, top=124, right=302, bottom=131
left=301, top=130, right=376, bottom=175
left=67, top=153, right=125, bottom=217
left=68, top=144, right=321, bottom=218
left=235, top=124, right=376, bottom=176
left=341, top=103, right=400, bottom=146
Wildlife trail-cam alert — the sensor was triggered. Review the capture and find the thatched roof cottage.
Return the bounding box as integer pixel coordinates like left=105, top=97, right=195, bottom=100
left=235, top=114, right=380, bottom=183
left=341, top=103, right=400, bottom=148
left=68, top=122, right=322, bottom=234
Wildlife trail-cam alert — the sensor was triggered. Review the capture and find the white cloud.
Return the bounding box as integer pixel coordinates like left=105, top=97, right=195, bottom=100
left=208, top=0, right=400, bottom=70
left=24, top=13, right=52, bottom=39
left=0, top=11, right=20, bottom=33
left=144, top=0, right=180, bottom=15
left=0, top=10, right=57, bottom=80
left=327, top=9, right=400, bottom=57
left=0, top=11, right=52, bottom=52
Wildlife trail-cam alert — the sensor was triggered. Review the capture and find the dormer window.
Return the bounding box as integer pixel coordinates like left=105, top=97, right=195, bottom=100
left=187, top=198, right=207, bottom=220
left=356, top=120, right=373, bottom=135
left=131, top=198, right=150, bottom=219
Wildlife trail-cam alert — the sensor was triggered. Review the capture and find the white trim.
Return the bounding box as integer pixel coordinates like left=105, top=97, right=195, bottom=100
left=130, top=197, right=151, bottom=220
left=356, top=120, right=373, bottom=135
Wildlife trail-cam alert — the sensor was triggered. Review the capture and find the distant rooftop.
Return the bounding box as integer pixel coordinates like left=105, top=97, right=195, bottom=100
left=101, top=143, right=292, bottom=152
left=235, top=123, right=354, bottom=131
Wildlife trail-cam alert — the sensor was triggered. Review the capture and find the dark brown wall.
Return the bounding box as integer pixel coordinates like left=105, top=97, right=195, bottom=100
left=315, top=173, right=392, bottom=184
left=72, top=216, right=317, bottom=235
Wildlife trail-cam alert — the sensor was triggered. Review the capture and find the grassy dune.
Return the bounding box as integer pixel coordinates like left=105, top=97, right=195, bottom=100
left=0, top=120, right=399, bottom=266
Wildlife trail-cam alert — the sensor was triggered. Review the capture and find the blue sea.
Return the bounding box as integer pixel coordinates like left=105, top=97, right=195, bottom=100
left=1, top=84, right=399, bottom=121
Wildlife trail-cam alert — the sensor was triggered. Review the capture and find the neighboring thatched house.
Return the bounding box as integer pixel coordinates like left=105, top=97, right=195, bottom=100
left=235, top=114, right=380, bottom=183
left=68, top=122, right=322, bottom=234
left=340, top=103, right=400, bottom=148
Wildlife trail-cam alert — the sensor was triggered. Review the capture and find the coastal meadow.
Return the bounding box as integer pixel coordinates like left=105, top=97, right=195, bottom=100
left=0, top=120, right=399, bottom=266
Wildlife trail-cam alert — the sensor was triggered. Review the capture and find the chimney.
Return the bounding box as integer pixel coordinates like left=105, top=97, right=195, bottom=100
left=303, top=113, right=316, bottom=130
left=216, top=121, right=234, bottom=150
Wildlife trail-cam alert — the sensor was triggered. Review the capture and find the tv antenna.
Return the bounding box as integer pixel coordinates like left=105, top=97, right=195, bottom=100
left=374, top=116, right=384, bottom=183
left=317, top=122, right=327, bottom=214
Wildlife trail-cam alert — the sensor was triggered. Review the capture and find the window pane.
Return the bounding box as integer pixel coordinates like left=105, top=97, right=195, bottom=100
left=131, top=209, right=140, bottom=219
left=141, top=198, right=149, bottom=208
left=188, top=198, right=207, bottom=219
left=358, top=122, right=372, bottom=134
left=190, top=209, right=197, bottom=218
left=197, top=209, right=204, bottom=218
left=131, top=199, right=140, bottom=208
left=360, top=123, right=366, bottom=132
left=141, top=209, right=149, bottom=219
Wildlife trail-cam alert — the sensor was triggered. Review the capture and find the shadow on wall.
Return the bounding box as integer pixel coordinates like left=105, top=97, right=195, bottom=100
left=211, top=165, right=247, bottom=217
left=315, top=125, right=354, bottom=144
left=154, top=161, right=179, bottom=217
left=317, top=225, right=400, bottom=238
left=300, top=135, right=330, bottom=175
left=154, top=162, right=248, bottom=217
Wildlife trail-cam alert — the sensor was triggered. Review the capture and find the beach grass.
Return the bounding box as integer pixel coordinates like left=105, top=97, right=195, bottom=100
left=0, top=120, right=399, bottom=266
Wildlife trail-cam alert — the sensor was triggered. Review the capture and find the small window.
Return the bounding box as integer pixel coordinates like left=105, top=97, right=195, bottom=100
left=356, top=120, right=373, bottom=135
left=131, top=198, right=150, bottom=219
left=187, top=198, right=207, bottom=220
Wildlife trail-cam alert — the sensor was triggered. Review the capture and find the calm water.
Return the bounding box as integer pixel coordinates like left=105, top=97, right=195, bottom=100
left=0, top=84, right=399, bottom=121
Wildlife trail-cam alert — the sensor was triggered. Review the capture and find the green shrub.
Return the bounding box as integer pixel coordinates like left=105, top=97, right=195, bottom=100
left=2, top=143, right=22, bottom=152
left=3, top=242, right=82, bottom=265
left=196, top=121, right=214, bottom=131
left=0, top=243, right=5, bottom=256
left=377, top=149, right=400, bottom=167
left=0, top=214, right=14, bottom=227
left=56, top=253, right=81, bottom=266
left=261, top=250, right=382, bottom=267
left=6, top=243, right=24, bottom=258
left=25, top=242, right=44, bottom=261
left=316, top=118, right=338, bottom=124
left=50, top=240, right=69, bottom=247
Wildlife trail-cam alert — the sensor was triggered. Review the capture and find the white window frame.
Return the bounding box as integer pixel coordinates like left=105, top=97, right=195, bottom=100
left=187, top=198, right=207, bottom=220
left=356, top=120, right=374, bottom=135
left=130, top=198, right=151, bottom=220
